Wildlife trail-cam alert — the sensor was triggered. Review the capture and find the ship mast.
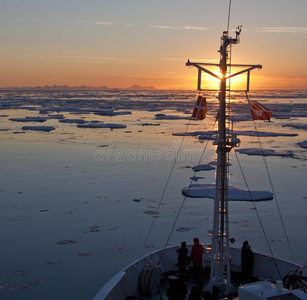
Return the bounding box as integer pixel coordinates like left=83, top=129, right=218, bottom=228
left=186, top=27, right=262, bottom=295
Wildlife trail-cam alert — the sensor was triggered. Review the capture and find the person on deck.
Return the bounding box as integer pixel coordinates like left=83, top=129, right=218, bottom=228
left=176, top=241, right=189, bottom=273
left=241, top=240, right=249, bottom=273
left=190, top=238, right=204, bottom=268
left=245, top=244, right=255, bottom=276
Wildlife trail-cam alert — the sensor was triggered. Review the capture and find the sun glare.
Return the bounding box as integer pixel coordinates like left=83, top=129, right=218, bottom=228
left=195, top=71, right=249, bottom=91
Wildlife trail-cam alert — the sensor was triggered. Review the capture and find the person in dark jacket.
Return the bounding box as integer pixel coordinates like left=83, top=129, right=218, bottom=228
left=245, top=244, right=255, bottom=275
left=176, top=241, right=189, bottom=273
left=241, top=240, right=249, bottom=273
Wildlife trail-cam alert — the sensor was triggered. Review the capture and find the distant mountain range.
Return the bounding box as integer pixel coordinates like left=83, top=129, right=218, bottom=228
left=0, top=84, right=156, bottom=91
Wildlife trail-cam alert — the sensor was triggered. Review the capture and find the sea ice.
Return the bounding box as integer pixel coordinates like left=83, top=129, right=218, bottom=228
left=10, top=116, right=47, bottom=122
left=236, top=148, right=293, bottom=157
left=47, top=114, right=64, bottom=119
left=173, top=130, right=298, bottom=138
left=283, top=123, right=307, bottom=130
left=234, top=130, right=298, bottom=137
left=155, top=113, right=191, bottom=120
left=175, top=227, right=192, bottom=232
left=94, top=110, right=131, bottom=116
left=59, top=119, right=85, bottom=124
left=192, top=164, right=215, bottom=172
left=77, top=123, right=126, bottom=129
left=88, top=225, right=100, bottom=232
left=173, top=131, right=215, bottom=137
left=190, top=176, right=205, bottom=181
left=182, top=184, right=273, bottom=201
left=22, top=126, right=55, bottom=132
left=298, top=141, right=307, bottom=149
left=54, top=240, right=77, bottom=245
left=141, top=123, right=160, bottom=126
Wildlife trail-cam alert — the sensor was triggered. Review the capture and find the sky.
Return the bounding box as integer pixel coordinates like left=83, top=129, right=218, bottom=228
left=1, top=0, right=307, bottom=90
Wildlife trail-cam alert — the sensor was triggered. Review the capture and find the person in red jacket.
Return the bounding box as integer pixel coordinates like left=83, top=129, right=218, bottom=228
left=190, top=237, right=204, bottom=268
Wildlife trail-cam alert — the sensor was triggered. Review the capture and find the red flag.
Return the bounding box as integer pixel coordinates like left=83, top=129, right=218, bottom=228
left=192, top=96, right=207, bottom=120
left=249, top=100, right=272, bottom=121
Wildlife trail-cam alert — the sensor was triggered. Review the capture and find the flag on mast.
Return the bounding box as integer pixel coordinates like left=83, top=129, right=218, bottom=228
left=249, top=100, right=272, bottom=121
left=192, top=96, right=207, bottom=120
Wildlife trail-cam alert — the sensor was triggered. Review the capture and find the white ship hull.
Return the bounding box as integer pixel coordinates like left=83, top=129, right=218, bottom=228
left=94, top=245, right=306, bottom=299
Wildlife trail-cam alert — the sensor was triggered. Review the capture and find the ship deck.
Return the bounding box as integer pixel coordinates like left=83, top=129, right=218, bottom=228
left=158, top=266, right=258, bottom=300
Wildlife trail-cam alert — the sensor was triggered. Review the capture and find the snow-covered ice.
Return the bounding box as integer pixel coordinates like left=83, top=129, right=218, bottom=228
left=298, top=141, right=307, bottom=149
left=283, top=123, right=307, bottom=130
left=155, top=113, right=191, bottom=120
left=59, top=119, right=85, bottom=124
left=22, top=126, right=55, bottom=132
left=10, top=116, right=47, bottom=122
left=236, top=148, right=293, bottom=157
left=234, top=130, right=298, bottom=137
left=182, top=184, right=273, bottom=201
left=77, top=123, right=126, bottom=129
left=192, top=164, right=215, bottom=172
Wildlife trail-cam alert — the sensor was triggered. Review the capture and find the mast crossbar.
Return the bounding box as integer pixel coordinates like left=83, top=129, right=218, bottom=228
left=186, top=62, right=221, bottom=80
left=226, top=65, right=262, bottom=79
left=186, top=61, right=262, bottom=90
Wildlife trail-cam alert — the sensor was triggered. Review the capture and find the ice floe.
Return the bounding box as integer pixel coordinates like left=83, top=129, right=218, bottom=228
left=190, top=176, right=205, bottom=181
left=173, top=131, right=214, bottom=137
left=77, top=123, right=126, bottom=129
left=59, top=118, right=85, bottom=124
left=298, top=141, right=307, bottom=149
left=10, top=116, right=47, bottom=122
left=155, top=113, right=191, bottom=120
left=234, top=130, right=298, bottom=137
left=22, top=126, right=55, bottom=132
left=94, top=110, right=131, bottom=116
left=47, top=114, right=64, bottom=119
left=182, top=183, right=273, bottom=201
left=283, top=123, right=307, bottom=130
left=236, top=148, right=293, bottom=157
left=87, top=225, right=100, bottom=232
left=192, top=164, right=215, bottom=172
left=173, top=130, right=297, bottom=138
left=54, top=240, right=77, bottom=245
left=0, top=279, right=42, bottom=292
left=140, top=123, right=160, bottom=126
left=175, top=227, right=192, bottom=232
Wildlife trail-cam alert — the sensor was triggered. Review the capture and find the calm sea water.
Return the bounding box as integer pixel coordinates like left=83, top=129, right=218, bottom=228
left=0, top=90, right=306, bottom=299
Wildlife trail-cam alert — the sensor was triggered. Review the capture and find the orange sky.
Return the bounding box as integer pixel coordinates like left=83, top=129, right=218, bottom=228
left=1, top=1, right=307, bottom=90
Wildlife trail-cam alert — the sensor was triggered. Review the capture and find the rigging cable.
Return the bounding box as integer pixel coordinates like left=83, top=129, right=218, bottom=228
left=234, top=149, right=282, bottom=280
left=244, top=91, right=297, bottom=271
left=157, top=118, right=218, bottom=265
left=139, top=115, right=192, bottom=259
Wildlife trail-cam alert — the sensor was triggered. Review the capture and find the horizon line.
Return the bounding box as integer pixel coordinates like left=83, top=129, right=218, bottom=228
left=0, top=84, right=306, bottom=91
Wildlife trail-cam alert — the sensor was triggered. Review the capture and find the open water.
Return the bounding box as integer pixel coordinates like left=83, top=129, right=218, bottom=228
left=0, top=90, right=306, bottom=299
